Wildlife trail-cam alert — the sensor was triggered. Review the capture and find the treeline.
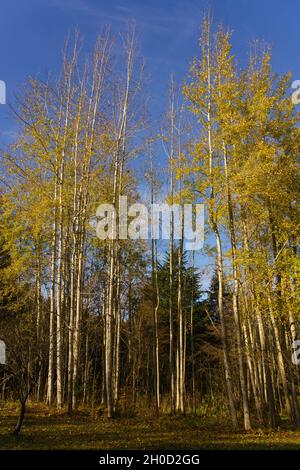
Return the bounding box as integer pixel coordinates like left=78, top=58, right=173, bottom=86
left=0, top=15, right=299, bottom=433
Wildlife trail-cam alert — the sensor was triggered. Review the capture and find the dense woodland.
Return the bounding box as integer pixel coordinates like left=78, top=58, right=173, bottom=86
left=0, top=15, right=300, bottom=436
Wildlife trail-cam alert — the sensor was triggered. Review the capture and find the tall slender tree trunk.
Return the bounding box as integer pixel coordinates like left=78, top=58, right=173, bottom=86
left=56, top=161, right=64, bottom=408
left=190, top=251, right=196, bottom=414
left=113, top=257, right=121, bottom=413
left=204, top=18, right=237, bottom=428
left=47, top=180, right=57, bottom=405
left=168, top=78, right=175, bottom=414
left=177, top=212, right=184, bottom=413
left=223, top=144, right=251, bottom=430
left=151, top=236, right=160, bottom=415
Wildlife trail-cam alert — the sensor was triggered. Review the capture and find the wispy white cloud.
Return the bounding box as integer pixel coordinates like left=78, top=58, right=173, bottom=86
left=47, top=0, right=200, bottom=36
left=0, top=129, right=18, bottom=140
left=45, top=0, right=202, bottom=75
left=48, top=0, right=127, bottom=23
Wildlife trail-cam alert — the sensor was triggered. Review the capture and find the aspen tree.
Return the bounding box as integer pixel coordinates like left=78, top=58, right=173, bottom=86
left=183, top=15, right=238, bottom=428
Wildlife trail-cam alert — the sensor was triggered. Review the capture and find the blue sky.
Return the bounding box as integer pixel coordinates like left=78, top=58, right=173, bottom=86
left=0, top=0, right=298, bottom=287
left=0, top=0, right=299, bottom=142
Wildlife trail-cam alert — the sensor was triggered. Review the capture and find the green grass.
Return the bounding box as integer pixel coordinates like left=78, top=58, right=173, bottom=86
left=1, top=402, right=300, bottom=450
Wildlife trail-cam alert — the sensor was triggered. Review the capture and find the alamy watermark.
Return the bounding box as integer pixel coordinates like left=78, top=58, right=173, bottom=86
left=0, top=80, right=6, bottom=105
left=0, top=340, right=6, bottom=365
left=291, top=80, right=300, bottom=105
left=91, top=196, right=205, bottom=251
left=292, top=340, right=300, bottom=365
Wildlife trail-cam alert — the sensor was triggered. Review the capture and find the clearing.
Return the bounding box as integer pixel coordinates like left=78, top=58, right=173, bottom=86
left=1, top=403, right=300, bottom=450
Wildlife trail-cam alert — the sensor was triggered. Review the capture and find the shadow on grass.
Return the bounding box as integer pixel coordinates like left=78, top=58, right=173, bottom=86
left=1, top=406, right=300, bottom=450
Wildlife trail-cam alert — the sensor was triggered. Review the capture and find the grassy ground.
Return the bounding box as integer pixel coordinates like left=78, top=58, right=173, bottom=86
left=1, top=402, right=300, bottom=450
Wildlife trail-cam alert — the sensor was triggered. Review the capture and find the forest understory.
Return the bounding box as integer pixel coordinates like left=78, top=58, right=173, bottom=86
left=1, top=402, right=300, bottom=450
